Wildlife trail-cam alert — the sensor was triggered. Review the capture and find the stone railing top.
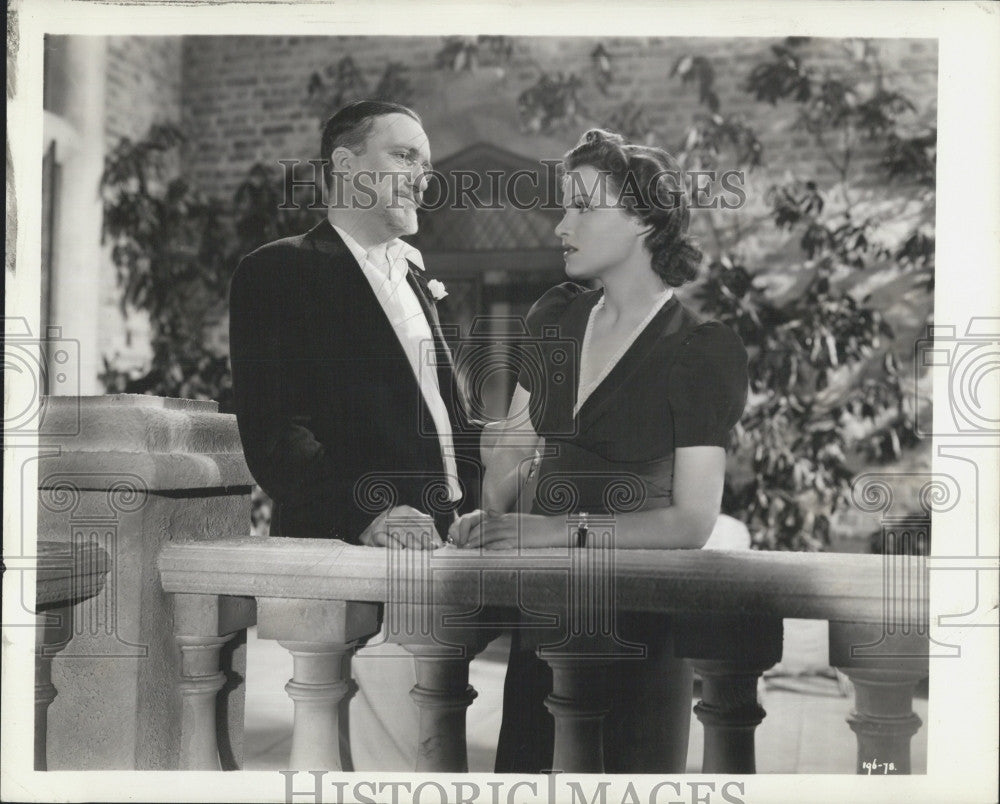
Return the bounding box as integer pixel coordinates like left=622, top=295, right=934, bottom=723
left=158, top=537, right=927, bottom=626
left=37, top=394, right=252, bottom=492
left=35, top=540, right=111, bottom=611
left=49, top=394, right=219, bottom=412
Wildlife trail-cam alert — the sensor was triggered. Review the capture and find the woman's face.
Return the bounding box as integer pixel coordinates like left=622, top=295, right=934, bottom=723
left=555, top=165, right=646, bottom=282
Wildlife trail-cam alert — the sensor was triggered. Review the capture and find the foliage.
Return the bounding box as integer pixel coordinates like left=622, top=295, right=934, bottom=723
left=604, top=101, right=655, bottom=146
left=307, top=56, right=368, bottom=114
left=306, top=56, right=415, bottom=119
left=99, top=124, right=318, bottom=410
left=517, top=72, right=585, bottom=134
left=434, top=36, right=514, bottom=73
left=673, top=39, right=934, bottom=550
left=372, top=62, right=414, bottom=106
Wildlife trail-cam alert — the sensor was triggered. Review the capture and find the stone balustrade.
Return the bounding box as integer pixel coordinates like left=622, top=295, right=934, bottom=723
left=158, top=536, right=931, bottom=774
left=32, top=394, right=930, bottom=775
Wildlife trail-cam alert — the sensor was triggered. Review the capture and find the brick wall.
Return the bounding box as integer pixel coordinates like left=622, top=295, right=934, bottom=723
left=181, top=35, right=445, bottom=200
left=105, top=36, right=184, bottom=146
left=179, top=35, right=937, bottom=201
left=100, top=37, right=184, bottom=372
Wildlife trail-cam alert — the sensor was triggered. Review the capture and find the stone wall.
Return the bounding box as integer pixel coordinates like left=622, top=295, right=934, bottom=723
left=105, top=36, right=184, bottom=146
left=179, top=35, right=937, bottom=200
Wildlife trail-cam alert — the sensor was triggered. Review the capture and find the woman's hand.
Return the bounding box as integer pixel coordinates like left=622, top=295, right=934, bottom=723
left=449, top=510, right=559, bottom=550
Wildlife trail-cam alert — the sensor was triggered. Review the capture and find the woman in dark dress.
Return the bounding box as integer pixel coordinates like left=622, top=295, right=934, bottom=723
left=450, top=129, right=748, bottom=773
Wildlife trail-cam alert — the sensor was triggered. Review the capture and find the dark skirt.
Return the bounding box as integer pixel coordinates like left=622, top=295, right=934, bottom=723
left=494, top=614, right=693, bottom=773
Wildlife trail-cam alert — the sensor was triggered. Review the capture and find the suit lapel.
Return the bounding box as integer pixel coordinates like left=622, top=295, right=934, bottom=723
left=405, top=266, right=466, bottom=425
left=304, top=219, right=421, bottom=378
left=406, top=266, right=452, bottom=366
left=303, top=218, right=352, bottom=259
left=305, top=219, right=465, bottom=432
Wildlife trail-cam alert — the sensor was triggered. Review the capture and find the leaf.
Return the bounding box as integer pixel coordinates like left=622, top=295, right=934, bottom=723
left=825, top=332, right=839, bottom=367
left=673, top=55, right=693, bottom=78
left=890, top=428, right=901, bottom=460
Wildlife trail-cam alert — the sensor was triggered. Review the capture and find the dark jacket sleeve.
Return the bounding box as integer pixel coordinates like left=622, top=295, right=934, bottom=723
left=228, top=245, right=367, bottom=538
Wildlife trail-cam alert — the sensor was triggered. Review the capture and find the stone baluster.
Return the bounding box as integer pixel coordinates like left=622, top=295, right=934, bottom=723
left=393, top=612, right=487, bottom=772
left=539, top=654, right=612, bottom=773
left=688, top=658, right=769, bottom=773
left=677, top=615, right=783, bottom=773
left=405, top=648, right=479, bottom=772
left=257, top=597, right=380, bottom=770
left=172, top=593, right=257, bottom=770
left=278, top=641, right=355, bottom=770
left=829, top=621, right=929, bottom=774
left=530, top=519, right=636, bottom=773
left=177, top=634, right=234, bottom=770
left=381, top=538, right=487, bottom=772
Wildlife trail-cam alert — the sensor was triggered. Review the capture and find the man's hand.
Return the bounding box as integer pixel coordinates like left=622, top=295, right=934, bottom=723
left=359, top=505, right=441, bottom=549
left=449, top=510, right=553, bottom=550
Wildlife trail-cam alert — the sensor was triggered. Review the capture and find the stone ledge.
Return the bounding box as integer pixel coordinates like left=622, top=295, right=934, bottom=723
left=158, top=537, right=927, bottom=625
left=56, top=394, right=218, bottom=411
left=39, top=395, right=245, bottom=455
left=35, top=540, right=111, bottom=611
left=37, top=451, right=253, bottom=493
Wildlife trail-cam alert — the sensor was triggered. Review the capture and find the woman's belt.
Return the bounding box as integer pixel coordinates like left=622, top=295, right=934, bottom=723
left=531, top=439, right=674, bottom=516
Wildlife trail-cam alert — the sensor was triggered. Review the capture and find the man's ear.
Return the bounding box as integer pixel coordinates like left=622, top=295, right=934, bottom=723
left=330, top=145, right=355, bottom=175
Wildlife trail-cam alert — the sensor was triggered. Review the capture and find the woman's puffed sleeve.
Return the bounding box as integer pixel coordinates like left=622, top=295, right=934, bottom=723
left=516, top=282, right=587, bottom=391
left=668, top=322, right=749, bottom=448
left=523, top=282, right=586, bottom=337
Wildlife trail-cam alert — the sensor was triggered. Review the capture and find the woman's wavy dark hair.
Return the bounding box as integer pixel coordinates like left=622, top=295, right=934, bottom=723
left=562, top=128, right=702, bottom=286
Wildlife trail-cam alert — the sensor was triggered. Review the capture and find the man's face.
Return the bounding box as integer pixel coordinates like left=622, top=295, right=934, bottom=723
left=341, top=113, right=432, bottom=244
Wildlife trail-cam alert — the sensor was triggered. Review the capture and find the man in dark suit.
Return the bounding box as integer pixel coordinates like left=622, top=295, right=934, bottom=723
left=229, top=100, right=480, bottom=547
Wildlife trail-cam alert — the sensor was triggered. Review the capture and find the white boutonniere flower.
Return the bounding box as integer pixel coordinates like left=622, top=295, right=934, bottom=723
left=427, top=279, right=448, bottom=301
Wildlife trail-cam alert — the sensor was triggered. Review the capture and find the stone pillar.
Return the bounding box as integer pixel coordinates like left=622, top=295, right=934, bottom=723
left=677, top=615, right=783, bottom=774
left=405, top=648, right=479, bottom=772
left=35, top=608, right=73, bottom=771
left=36, top=395, right=255, bottom=769
left=381, top=546, right=489, bottom=772
left=46, top=36, right=108, bottom=394
left=829, top=621, right=929, bottom=774
left=539, top=654, right=611, bottom=773
left=257, top=598, right=381, bottom=771
left=172, top=594, right=256, bottom=771
left=689, top=659, right=770, bottom=773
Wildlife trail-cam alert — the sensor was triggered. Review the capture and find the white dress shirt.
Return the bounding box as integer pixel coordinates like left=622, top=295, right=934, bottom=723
left=331, top=224, right=462, bottom=503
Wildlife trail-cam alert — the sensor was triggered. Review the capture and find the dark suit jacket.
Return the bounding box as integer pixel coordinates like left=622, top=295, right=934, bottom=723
left=229, top=219, right=481, bottom=542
